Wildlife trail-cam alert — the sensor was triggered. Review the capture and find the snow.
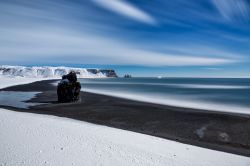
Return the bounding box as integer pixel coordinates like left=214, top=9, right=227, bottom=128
left=0, top=76, right=49, bottom=89
left=1, top=109, right=249, bottom=166
left=0, top=78, right=250, bottom=166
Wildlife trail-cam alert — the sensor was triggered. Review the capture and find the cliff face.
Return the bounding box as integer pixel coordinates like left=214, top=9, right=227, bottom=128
left=0, top=66, right=118, bottom=78
left=87, top=69, right=118, bottom=78
left=100, top=70, right=118, bottom=77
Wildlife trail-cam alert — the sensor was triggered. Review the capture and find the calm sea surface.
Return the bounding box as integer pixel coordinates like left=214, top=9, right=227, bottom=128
left=80, top=78, right=250, bottom=114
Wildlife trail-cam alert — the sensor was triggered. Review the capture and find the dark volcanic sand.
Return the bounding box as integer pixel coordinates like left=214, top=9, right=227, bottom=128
left=1, top=80, right=250, bottom=157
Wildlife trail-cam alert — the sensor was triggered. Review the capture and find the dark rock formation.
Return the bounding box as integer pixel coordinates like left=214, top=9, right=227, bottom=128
left=57, top=71, right=81, bottom=103
left=124, top=74, right=132, bottom=78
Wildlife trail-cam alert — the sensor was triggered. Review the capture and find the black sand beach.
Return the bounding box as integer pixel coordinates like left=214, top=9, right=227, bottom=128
left=1, top=80, right=250, bottom=157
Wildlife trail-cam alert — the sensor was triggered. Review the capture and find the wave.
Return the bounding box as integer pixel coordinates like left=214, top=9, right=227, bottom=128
left=83, top=88, right=250, bottom=115
left=168, top=84, right=250, bottom=89
left=82, top=81, right=250, bottom=89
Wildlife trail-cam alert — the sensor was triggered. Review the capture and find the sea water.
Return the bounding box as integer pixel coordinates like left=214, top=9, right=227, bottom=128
left=80, top=78, right=250, bottom=114
left=0, top=91, right=40, bottom=109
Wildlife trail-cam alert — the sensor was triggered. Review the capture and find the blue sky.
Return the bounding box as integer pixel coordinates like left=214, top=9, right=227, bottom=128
left=0, top=0, right=249, bottom=77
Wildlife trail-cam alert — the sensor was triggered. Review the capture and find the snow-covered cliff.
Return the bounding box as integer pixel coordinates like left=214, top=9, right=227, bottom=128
left=0, top=65, right=117, bottom=78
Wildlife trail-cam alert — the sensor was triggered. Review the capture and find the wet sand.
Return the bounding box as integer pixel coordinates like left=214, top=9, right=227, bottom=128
left=1, top=80, right=250, bottom=157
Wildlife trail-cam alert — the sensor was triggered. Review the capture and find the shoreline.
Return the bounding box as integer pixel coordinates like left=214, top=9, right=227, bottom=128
left=82, top=89, right=250, bottom=118
left=1, top=80, right=250, bottom=157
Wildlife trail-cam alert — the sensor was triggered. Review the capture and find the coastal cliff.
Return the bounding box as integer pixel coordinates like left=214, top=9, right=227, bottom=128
left=0, top=65, right=118, bottom=78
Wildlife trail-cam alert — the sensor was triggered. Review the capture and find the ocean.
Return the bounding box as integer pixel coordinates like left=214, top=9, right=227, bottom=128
left=80, top=77, right=250, bottom=114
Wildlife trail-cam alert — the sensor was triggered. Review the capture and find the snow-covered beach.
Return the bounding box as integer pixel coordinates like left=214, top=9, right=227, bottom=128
left=1, top=0, right=250, bottom=164
left=0, top=78, right=250, bottom=165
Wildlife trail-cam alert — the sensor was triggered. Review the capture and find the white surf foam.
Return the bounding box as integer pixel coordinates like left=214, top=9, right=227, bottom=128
left=82, top=81, right=250, bottom=89
left=83, top=89, right=250, bottom=115
left=168, top=84, right=250, bottom=89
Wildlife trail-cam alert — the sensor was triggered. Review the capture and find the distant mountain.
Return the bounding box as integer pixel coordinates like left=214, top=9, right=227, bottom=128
left=0, top=65, right=118, bottom=78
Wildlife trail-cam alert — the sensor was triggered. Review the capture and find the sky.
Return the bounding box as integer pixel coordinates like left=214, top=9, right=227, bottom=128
left=0, top=0, right=250, bottom=77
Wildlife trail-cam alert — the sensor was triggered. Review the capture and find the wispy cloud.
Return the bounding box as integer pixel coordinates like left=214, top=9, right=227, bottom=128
left=212, top=0, right=249, bottom=21
left=0, top=0, right=244, bottom=69
left=0, top=26, right=235, bottom=66
left=91, top=0, right=156, bottom=25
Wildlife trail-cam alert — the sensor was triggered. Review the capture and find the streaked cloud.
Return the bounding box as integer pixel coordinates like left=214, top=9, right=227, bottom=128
left=212, top=0, right=249, bottom=21
left=0, top=27, right=234, bottom=66
left=91, top=0, right=156, bottom=25
left=0, top=0, right=249, bottom=77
